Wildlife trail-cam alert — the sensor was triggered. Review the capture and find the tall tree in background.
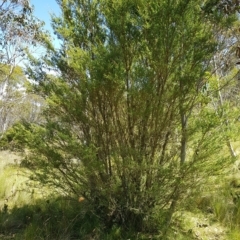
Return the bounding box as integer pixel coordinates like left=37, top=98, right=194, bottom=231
left=0, top=65, right=44, bottom=135
left=0, top=0, right=42, bottom=74
left=207, top=0, right=240, bottom=157
left=14, top=0, right=238, bottom=236
left=0, top=0, right=46, bottom=135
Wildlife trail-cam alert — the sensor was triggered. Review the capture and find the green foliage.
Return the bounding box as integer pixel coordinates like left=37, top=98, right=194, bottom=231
left=228, top=229, right=240, bottom=240
left=14, top=0, right=239, bottom=238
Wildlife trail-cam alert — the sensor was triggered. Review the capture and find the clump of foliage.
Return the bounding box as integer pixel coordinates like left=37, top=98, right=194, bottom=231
left=5, top=0, right=239, bottom=238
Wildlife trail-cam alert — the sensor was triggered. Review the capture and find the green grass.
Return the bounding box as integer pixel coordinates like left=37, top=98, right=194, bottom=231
left=0, top=197, right=98, bottom=239
left=2, top=150, right=240, bottom=239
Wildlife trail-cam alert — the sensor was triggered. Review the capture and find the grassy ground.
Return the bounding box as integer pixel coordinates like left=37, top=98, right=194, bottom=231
left=1, top=150, right=240, bottom=239
left=0, top=150, right=21, bottom=170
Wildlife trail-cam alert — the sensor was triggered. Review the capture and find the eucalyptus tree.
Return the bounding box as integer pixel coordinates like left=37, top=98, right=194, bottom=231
left=203, top=0, right=240, bottom=157
left=0, top=64, right=45, bottom=135
left=15, top=0, right=238, bottom=236
left=0, top=0, right=46, bottom=135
